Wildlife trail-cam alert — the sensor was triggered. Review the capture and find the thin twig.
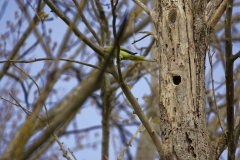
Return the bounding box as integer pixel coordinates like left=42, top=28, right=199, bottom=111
left=68, top=148, right=77, bottom=160
left=12, top=63, right=40, bottom=94
left=12, top=63, right=50, bottom=123
left=132, top=34, right=150, bottom=44
left=0, top=94, right=19, bottom=106
left=132, top=0, right=150, bottom=15
left=111, top=0, right=123, bottom=83
left=3, top=91, right=73, bottom=160
left=0, top=13, right=38, bottom=80
left=139, top=31, right=157, bottom=40
left=143, top=77, right=153, bottom=93
left=117, top=118, right=150, bottom=160
left=43, top=0, right=106, bottom=59
left=114, top=75, right=164, bottom=157
left=26, top=0, right=43, bottom=22
left=207, top=51, right=225, bottom=132
left=8, top=93, right=32, bottom=116
left=132, top=31, right=157, bottom=44
left=232, top=50, right=240, bottom=61
left=95, top=0, right=110, bottom=44
left=53, top=133, right=72, bottom=160
left=17, top=40, right=39, bottom=59
left=72, top=0, right=102, bottom=46
left=0, top=58, right=100, bottom=70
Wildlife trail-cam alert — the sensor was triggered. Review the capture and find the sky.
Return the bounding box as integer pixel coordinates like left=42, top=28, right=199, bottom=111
left=0, top=1, right=152, bottom=159
left=1, top=0, right=240, bottom=160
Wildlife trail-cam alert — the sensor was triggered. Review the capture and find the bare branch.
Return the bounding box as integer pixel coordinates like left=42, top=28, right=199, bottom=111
left=110, top=0, right=127, bottom=83
left=214, top=133, right=228, bottom=158
left=72, top=0, right=102, bottom=46
left=232, top=50, right=240, bottom=61
left=12, top=63, right=40, bottom=93
left=0, top=94, right=20, bottom=107
left=53, top=133, right=72, bottom=160
left=207, top=51, right=225, bottom=132
left=132, top=0, right=150, bottom=15
left=132, top=34, right=150, bottom=44
left=17, top=0, right=52, bottom=57
left=8, top=93, right=32, bottom=116
left=43, top=0, right=106, bottom=59
left=68, top=148, right=77, bottom=160
left=117, top=119, right=148, bottom=160
left=26, top=0, right=43, bottom=22
left=132, top=31, right=157, bottom=45
left=207, top=0, right=227, bottom=29
left=95, top=0, right=110, bottom=45
left=117, top=78, right=164, bottom=157
left=12, top=63, right=50, bottom=123
left=5, top=92, right=72, bottom=160
left=121, top=17, right=151, bottom=44
left=0, top=17, right=37, bottom=80
left=225, top=0, right=235, bottom=158
left=0, top=58, right=100, bottom=70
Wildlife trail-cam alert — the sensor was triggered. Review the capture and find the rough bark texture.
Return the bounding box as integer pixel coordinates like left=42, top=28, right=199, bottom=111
left=151, top=1, right=214, bottom=159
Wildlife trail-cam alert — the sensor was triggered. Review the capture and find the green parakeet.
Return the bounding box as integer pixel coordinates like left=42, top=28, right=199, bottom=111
left=104, top=46, right=156, bottom=62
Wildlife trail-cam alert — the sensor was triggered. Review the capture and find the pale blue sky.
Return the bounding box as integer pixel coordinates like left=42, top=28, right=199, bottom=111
left=1, top=0, right=240, bottom=159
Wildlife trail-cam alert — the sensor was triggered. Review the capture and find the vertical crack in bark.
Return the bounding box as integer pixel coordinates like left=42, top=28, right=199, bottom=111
left=185, top=132, right=197, bottom=158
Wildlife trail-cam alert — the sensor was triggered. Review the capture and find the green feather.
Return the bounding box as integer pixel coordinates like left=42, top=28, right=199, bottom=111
left=104, top=46, right=156, bottom=62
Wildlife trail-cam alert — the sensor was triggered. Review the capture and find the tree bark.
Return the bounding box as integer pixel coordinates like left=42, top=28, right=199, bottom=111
left=152, top=1, right=213, bottom=159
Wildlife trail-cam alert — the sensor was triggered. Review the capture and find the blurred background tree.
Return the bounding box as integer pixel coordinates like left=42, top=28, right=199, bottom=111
left=0, top=0, right=239, bottom=160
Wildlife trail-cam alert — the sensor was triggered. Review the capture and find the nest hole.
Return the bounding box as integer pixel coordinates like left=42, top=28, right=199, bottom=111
left=173, top=75, right=181, bottom=85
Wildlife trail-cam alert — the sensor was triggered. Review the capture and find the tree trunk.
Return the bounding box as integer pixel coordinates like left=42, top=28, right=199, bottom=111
left=152, top=1, right=213, bottom=159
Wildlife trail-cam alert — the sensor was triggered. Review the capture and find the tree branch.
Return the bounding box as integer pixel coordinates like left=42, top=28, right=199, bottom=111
left=111, top=72, right=164, bottom=157
left=3, top=69, right=102, bottom=160
left=0, top=58, right=100, bottom=70
left=101, top=74, right=112, bottom=160
left=207, top=0, right=227, bottom=29
left=132, top=0, right=150, bottom=15
left=225, top=0, right=235, bottom=159
left=43, top=0, right=106, bottom=59
left=117, top=119, right=147, bottom=160
left=232, top=50, right=240, bottom=61
left=207, top=51, right=225, bottom=132
left=72, top=0, right=102, bottom=46
left=0, top=17, right=37, bottom=80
